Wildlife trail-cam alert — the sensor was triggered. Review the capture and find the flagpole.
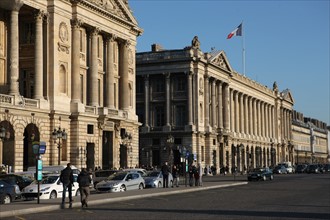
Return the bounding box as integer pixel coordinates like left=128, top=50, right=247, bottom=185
left=242, top=21, right=246, bottom=76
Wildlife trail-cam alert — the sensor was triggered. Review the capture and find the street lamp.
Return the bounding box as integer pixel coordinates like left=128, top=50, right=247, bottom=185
left=0, top=126, right=10, bottom=141
left=79, top=147, right=86, bottom=168
left=166, top=135, right=174, bottom=170
left=52, top=127, right=67, bottom=165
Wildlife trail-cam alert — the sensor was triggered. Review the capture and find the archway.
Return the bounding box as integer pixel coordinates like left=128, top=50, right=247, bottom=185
left=23, top=124, right=40, bottom=171
left=0, top=120, right=15, bottom=171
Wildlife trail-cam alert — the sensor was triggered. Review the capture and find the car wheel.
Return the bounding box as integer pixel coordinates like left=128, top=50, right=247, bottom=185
left=157, top=181, right=162, bottom=188
left=262, top=175, right=267, bottom=181
left=270, top=175, right=274, bottom=180
left=138, top=183, right=144, bottom=190
left=3, top=194, right=11, bottom=204
left=119, top=185, right=126, bottom=192
left=49, top=190, right=57, bottom=199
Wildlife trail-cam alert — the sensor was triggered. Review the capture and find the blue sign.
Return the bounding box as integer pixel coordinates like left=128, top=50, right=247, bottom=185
left=37, top=160, right=43, bottom=181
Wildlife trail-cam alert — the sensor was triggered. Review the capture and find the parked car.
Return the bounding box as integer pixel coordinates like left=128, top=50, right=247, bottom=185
left=143, top=170, right=174, bottom=188
left=0, top=180, right=21, bottom=204
left=96, top=171, right=145, bottom=193
left=247, top=168, right=274, bottom=181
left=0, top=174, right=33, bottom=191
left=21, top=174, right=80, bottom=200
left=323, top=164, right=330, bottom=173
left=93, top=170, right=118, bottom=188
left=306, top=164, right=320, bottom=174
left=273, top=165, right=287, bottom=174
left=295, top=164, right=308, bottom=173
left=123, top=168, right=148, bottom=177
left=285, top=166, right=295, bottom=174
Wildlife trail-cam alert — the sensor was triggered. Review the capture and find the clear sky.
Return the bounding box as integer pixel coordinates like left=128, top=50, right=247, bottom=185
left=129, top=0, right=330, bottom=125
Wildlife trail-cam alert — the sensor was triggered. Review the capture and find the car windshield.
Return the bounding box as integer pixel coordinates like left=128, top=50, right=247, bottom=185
left=146, top=171, right=159, bottom=177
left=40, top=176, right=59, bottom=184
left=108, top=172, right=127, bottom=181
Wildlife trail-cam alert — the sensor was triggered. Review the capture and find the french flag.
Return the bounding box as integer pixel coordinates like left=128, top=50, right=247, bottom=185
left=227, top=23, right=243, bottom=39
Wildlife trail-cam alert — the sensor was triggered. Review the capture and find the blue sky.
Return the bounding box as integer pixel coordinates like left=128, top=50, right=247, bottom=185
left=129, top=0, right=330, bottom=125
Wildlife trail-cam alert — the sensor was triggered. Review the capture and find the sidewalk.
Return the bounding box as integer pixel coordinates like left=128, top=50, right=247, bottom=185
left=0, top=174, right=247, bottom=218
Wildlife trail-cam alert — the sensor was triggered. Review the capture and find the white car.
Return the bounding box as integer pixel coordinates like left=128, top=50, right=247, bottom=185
left=96, top=171, right=145, bottom=193
left=143, top=170, right=173, bottom=188
left=22, top=174, right=80, bottom=200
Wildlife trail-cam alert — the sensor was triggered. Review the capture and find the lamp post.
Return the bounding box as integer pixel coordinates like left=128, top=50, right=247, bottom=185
left=166, top=135, right=174, bottom=170
left=79, top=147, right=86, bottom=168
left=271, top=147, right=276, bottom=167
left=52, top=127, right=67, bottom=165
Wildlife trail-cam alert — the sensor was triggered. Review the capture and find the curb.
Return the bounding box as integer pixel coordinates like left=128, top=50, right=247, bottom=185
left=0, top=182, right=247, bottom=218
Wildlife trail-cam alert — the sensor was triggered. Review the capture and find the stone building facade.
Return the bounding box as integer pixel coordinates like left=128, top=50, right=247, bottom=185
left=292, top=111, right=329, bottom=164
left=136, top=38, right=295, bottom=174
left=0, top=0, right=142, bottom=172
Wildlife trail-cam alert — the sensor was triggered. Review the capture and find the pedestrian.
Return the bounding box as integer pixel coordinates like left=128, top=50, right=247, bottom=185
left=198, top=163, right=203, bottom=186
left=172, top=165, right=179, bottom=187
left=161, top=161, right=170, bottom=188
left=188, top=164, right=194, bottom=186
left=193, top=165, right=199, bottom=186
left=77, top=168, right=92, bottom=208
left=60, top=163, right=74, bottom=208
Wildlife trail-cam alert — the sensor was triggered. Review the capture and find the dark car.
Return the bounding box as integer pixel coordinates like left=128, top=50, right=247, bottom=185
left=295, top=164, right=308, bottom=173
left=306, top=164, right=320, bottom=174
left=323, top=164, right=330, bottom=173
left=248, top=168, right=274, bottom=181
left=0, top=179, right=21, bottom=204
left=273, top=165, right=287, bottom=174
left=0, top=174, right=34, bottom=191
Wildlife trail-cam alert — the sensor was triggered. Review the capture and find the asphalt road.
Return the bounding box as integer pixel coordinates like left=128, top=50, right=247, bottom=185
left=2, top=174, right=330, bottom=220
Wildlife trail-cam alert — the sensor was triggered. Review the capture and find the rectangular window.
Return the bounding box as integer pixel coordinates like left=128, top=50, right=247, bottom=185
left=87, top=124, right=94, bottom=134
left=175, top=76, right=186, bottom=92
left=136, top=77, right=144, bottom=94
left=154, top=106, right=165, bottom=127
left=155, top=79, right=164, bottom=93
left=175, top=105, right=186, bottom=126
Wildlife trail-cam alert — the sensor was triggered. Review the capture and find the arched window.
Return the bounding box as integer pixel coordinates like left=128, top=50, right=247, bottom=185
left=59, top=64, right=66, bottom=94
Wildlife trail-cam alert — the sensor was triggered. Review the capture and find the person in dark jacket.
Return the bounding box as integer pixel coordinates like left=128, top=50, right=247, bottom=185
left=77, top=168, right=92, bottom=208
left=161, top=161, right=170, bottom=188
left=60, top=163, right=74, bottom=208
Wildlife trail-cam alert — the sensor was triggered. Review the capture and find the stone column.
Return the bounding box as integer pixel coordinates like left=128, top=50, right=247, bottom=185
left=105, top=34, right=116, bottom=109
left=165, top=73, right=171, bottom=126
left=257, top=100, right=261, bottom=136
left=212, top=79, right=216, bottom=128
left=70, top=18, right=83, bottom=103
left=223, top=84, right=230, bottom=131
left=144, top=75, right=149, bottom=127
left=235, top=91, right=239, bottom=133
left=244, top=95, right=249, bottom=135
left=261, top=102, right=265, bottom=137
left=119, top=40, right=130, bottom=110
left=8, top=4, right=23, bottom=95
left=240, top=93, right=244, bottom=134
left=204, top=76, right=210, bottom=128
left=187, top=71, right=193, bottom=126
left=89, top=27, right=99, bottom=106
left=33, top=10, right=44, bottom=99
left=253, top=99, right=257, bottom=136
left=249, top=97, right=253, bottom=135
left=230, top=89, right=234, bottom=132
left=217, top=82, right=223, bottom=129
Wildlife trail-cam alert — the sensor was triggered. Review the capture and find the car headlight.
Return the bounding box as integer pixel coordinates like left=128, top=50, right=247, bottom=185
left=41, top=187, right=50, bottom=192
left=15, top=185, right=20, bottom=193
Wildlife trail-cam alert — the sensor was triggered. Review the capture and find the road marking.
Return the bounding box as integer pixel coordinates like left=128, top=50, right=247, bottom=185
left=13, top=216, right=26, bottom=220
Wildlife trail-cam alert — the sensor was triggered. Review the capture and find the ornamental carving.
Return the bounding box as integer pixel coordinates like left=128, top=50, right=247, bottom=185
left=86, top=0, right=126, bottom=19
left=59, top=22, right=68, bottom=43
left=128, top=49, right=133, bottom=65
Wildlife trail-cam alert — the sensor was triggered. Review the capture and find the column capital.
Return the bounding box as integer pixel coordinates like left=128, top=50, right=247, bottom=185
left=70, top=18, right=83, bottom=29
left=90, top=27, right=100, bottom=36
left=105, top=33, right=117, bottom=42
left=0, top=0, right=24, bottom=11
left=34, top=10, right=45, bottom=21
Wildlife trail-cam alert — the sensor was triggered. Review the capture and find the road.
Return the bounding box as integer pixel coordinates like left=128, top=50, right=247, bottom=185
left=2, top=174, right=330, bottom=220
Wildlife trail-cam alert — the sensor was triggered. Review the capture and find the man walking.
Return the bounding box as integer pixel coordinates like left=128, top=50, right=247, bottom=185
left=161, top=161, right=170, bottom=188
left=60, top=163, right=74, bottom=208
left=77, top=168, right=92, bottom=208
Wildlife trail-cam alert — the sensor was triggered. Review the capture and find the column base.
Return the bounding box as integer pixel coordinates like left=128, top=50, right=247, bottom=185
left=162, top=125, right=171, bottom=132
left=141, top=126, right=150, bottom=133
left=184, top=124, right=195, bottom=131
left=70, top=102, right=85, bottom=113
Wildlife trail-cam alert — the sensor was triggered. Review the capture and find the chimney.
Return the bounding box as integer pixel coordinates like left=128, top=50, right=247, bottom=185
left=151, top=44, right=163, bottom=52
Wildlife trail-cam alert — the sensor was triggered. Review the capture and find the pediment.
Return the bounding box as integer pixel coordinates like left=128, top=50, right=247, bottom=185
left=208, top=50, right=233, bottom=73
left=281, top=89, right=295, bottom=104
left=85, top=0, right=138, bottom=25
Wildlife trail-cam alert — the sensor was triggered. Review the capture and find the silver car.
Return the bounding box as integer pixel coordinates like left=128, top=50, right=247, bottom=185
left=143, top=170, right=173, bottom=188
left=95, top=171, right=145, bottom=193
